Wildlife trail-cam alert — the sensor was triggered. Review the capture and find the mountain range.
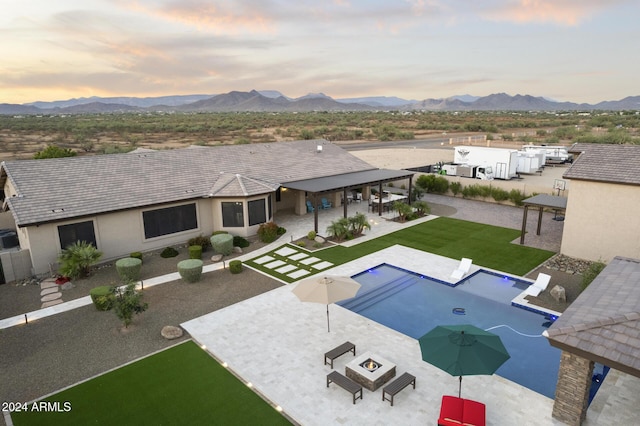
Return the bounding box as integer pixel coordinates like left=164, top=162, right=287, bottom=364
left=1, top=90, right=639, bottom=115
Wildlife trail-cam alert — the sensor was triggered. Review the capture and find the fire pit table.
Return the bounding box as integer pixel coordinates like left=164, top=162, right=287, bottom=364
left=345, top=352, right=396, bottom=391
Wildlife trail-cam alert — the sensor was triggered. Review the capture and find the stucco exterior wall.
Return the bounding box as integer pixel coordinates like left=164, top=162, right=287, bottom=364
left=561, top=180, right=640, bottom=262
left=24, top=200, right=215, bottom=275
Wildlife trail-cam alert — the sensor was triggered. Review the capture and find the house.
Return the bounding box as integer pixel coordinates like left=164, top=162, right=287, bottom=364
left=560, top=143, right=640, bottom=262
left=0, top=140, right=413, bottom=278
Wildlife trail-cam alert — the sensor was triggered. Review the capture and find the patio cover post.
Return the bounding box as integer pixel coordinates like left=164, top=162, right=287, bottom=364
left=313, top=195, right=319, bottom=233
left=342, top=189, right=348, bottom=218
left=537, top=206, right=544, bottom=235
left=378, top=182, right=383, bottom=216
left=520, top=205, right=529, bottom=244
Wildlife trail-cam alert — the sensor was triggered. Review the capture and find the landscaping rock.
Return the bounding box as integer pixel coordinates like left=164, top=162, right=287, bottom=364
left=314, top=236, right=326, bottom=244
left=211, top=254, right=223, bottom=262
left=233, top=246, right=243, bottom=254
left=550, top=285, right=567, bottom=303
left=161, top=325, right=184, bottom=340
left=60, top=281, right=75, bottom=290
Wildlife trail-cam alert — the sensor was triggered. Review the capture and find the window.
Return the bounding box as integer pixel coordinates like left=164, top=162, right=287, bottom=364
left=248, top=199, right=266, bottom=226
left=143, top=203, right=197, bottom=239
left=58, top=221, right=97, bottom=249
left=222, top=202, right=244, bottom=227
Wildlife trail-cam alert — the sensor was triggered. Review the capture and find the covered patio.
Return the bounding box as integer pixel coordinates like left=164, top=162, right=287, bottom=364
left=282, top=169, right=415, bottom=233
left=520, top=194, right=567, bottom=245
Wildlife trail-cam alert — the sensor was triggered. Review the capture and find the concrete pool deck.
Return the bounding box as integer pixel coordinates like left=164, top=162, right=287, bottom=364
left=182, top=246, right=562, bottom=425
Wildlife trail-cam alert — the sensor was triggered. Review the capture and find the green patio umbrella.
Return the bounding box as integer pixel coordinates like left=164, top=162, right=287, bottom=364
left=418, top=324, right=510, bottom=398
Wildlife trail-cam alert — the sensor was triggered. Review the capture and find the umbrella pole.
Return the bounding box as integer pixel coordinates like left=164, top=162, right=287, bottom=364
left=326, top=304, right=330, bottom=333
left=458, top=376, right=462, bottom=398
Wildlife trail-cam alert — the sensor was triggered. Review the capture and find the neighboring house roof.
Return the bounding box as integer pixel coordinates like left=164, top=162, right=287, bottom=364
left=1, top=140, right=377, bottom=226
left=564, top=143, right=640, bottom=185
left=545, top=256, right=640, bottom=377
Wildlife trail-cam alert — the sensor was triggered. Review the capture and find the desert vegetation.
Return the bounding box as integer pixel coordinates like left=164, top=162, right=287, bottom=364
left=0, top=110, right=638, bottom=160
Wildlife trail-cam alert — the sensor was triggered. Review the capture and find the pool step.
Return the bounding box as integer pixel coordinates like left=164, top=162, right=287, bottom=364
left=339, top=275, right=419, bottom=312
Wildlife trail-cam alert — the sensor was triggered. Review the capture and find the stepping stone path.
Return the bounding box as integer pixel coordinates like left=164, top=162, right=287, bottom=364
left=251, top=246, right=334, bottom=281
left=40, top=278, right=63, bottom=308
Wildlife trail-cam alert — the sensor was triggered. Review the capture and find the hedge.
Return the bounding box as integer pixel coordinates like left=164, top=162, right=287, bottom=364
left=90, top=286, right=115, bottom=311
left=178, top=259, right=204, bottom=283
left=115, top=257, right=142, bottom=282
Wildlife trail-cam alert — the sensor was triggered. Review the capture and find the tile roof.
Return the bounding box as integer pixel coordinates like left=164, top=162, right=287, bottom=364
left=563, top=143, right=640, bottom=185
left=1, top=140, right=376, bottom=226
left=545, top=257, right=640, bottom=376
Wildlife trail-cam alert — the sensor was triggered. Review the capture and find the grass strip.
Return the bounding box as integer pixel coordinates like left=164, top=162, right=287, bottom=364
left=247, top=217, right=554, bottom=282
left=12, top=341, right=290, bottom=426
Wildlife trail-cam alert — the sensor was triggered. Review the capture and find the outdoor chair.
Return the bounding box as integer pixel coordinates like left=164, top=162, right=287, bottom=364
left=306, top=200, right=314, bottom=213
left=451, top=258, right=472, bottom=280
left=321, top=197, right=332, bottom=209
left=524, top=273, right=551, bottom=297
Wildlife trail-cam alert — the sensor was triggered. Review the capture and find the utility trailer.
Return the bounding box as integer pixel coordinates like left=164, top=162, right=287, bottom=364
left=454, top=146, right=519, bottom=180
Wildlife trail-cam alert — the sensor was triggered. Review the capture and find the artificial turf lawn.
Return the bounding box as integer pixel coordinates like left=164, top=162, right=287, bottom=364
left=247, top=216, right=555, bottom=282
left=11, top=341, right=290, bottom=426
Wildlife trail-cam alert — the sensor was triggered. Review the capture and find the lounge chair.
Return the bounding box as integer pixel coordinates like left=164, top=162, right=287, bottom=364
left=320, top=197, right=332, bottom=209
left=451, top=258, right=472, bottom=280
left=438, top=395, right=486, bottom=426
left=306, top=200, right=314, bottom=213
left=524, top=273, right=551, bottom=297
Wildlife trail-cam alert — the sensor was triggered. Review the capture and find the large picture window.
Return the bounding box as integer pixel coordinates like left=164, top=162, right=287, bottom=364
left=58, top=221, right=97, bottom=249
left=143, top=203, right=197, bottom=239
left=222, top=202, right=244, bottom=227
left=248, top=199, right=266, bottom=226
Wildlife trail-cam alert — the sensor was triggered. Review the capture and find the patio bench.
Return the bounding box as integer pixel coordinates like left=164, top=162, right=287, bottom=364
left=324, top=341, right=356, bottom=369
left=382, top=372, right=416, bottom=406
left=327, top=371, right=363, bottom=404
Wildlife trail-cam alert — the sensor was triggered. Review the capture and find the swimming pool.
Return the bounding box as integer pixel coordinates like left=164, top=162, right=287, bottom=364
left=339, top=264, right=561, bottom=398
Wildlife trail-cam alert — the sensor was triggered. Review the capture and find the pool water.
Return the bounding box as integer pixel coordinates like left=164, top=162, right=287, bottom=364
left=339, top=264, right=561, bottom=398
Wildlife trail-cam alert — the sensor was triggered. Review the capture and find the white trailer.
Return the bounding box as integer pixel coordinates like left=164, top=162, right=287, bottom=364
left=522, top=144, right=573, bottom=164
left=454, top=146, right=519, bottom=180
left=516, top=150, right=545, bottom=174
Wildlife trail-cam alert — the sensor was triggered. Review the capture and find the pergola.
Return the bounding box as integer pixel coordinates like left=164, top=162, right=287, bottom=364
left=282, top=169, right=415, bottom=233
left=520, top=194, right=567, bottom=244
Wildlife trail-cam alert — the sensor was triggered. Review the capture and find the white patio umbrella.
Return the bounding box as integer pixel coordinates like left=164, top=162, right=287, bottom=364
left=292, top=275, right=361, bottom=332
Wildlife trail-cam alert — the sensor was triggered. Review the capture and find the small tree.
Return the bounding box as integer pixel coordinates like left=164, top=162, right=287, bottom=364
left=58, top=241, right=102, bottom=279
left=348, top=212, right=371, bottom=236
left=393, top=202, right=413, bottom=222
left=111, top=281, right=148, bottom=328
left=326, top=218, right=350, bottom=241
left=413, top=200, right=431, bottom=216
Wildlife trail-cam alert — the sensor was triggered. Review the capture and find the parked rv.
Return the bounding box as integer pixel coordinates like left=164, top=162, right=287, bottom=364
left=522, top=144, right=573, bottom=164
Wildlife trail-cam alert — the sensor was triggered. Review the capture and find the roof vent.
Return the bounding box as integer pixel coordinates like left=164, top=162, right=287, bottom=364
left=317, top=145, right=323, bottom=153
left=51, top=208, right=65, bottom=213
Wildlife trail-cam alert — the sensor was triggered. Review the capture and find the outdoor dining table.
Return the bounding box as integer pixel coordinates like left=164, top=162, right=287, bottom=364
left=370, top=193, right=408, bottom=213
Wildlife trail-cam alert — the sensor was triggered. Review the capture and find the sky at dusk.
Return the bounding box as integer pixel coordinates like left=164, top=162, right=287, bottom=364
left=2, top=0, right=639, bottom=105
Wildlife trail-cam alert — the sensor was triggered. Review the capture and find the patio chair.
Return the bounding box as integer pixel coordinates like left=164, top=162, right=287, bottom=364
left=320, top=197, right=332, bottom=209
left=306, top=200, right=314, bottom=213
left=524, top=273, right=551, bottom=297
left=451, top=258, right=472, bottom=280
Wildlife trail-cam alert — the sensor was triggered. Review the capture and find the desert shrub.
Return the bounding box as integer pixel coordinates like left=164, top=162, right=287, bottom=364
left=115, top=257, right=142, bottom=282
left=188, top=234, right=211, bottom=251
left=129, top=251, right=143, bottom=263
left=491, top=187, right=510, bottom=202
left=582, top=261, right=606, bottom=290
left=210, top=233, right=233, bottom=255
left=478, top=185, right=492, bottom=198
left=212, top=230, right=229, bottom=235
left=34, top=144, right=77, bottom=159
left=277, top=226, right=286, bottom=235
left=178, top=259, right=204, bottom=283
left=257, top=222, right=279, bottom=243
left=509, top=189, right=527, bottom=206
left=416, top=174, right=449, bottom=194
left=90, top=286, right=115, bottom=311
left=189, top=245, right=202, bottom=260
left=233, top=236, right=250, bottom=248
left=296, top=240, right=306, bottom=247
left=450, top=181, right=462, bottom=197
left=160, top=247, right=179, bottom=258
left=461, top=184, right=482, bottom=199
left=229, top=260, right=243, bottom=274
left=307, top=230, right=317, bottom=240
left=58, top=240, right=103, bottom=280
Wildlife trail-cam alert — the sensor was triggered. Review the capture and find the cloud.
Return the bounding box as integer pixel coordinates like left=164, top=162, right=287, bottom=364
left=481, top=0, right=623, bottom=26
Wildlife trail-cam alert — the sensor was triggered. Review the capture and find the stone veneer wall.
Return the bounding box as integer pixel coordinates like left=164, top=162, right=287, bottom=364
left=552, top=351, right=594, bottom=425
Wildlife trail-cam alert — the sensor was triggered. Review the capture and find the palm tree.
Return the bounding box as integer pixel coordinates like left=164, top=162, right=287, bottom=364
left=326, top=218, right=350, bottom=241
left=348, top=213, right=371, bottom=236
